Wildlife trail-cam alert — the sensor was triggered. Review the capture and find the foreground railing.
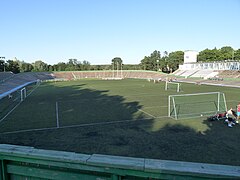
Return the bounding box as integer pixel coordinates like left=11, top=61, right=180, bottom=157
left=0, top=144, right=239, bottom=179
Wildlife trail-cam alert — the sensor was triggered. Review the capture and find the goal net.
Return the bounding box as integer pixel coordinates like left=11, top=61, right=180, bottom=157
left=168, top=92, right=227, bottom=119
left=165, top=81, right=181, bottom=92
left=0, top=87, right=26, bottom=121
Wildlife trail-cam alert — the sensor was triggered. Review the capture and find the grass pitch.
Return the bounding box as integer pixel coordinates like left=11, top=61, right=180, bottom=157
left=0, top=79, right=239, bottom=166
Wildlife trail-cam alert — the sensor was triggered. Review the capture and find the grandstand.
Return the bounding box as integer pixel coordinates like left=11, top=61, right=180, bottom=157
left=0, top=72, right=14, bottom=83
left=173, top=51, right=240, bottom=80
left=217, top=70, right=240, bottom=79
left=0, top=72, right=53, bottom=96
left=53, top=70, right=167, bottom=81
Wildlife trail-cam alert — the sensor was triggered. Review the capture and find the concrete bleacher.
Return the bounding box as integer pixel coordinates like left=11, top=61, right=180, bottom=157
left=52, top=71, right=166, bottom=81
left=0, top=72, right=53, bottom=98
left=217, top=70, right=240, bottom=79
left=0, top=72, right=14, bottom=83
left=177, top=70, right=198, bottom=78
left=172, top=69, right=221, bottom=79
left=190, top=70, right=216, bottom=79
left=173, top=70, right=186, bottom=76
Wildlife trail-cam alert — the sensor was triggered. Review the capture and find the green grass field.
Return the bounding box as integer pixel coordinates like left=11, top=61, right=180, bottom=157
left=0, top=79, right=240, bottom=166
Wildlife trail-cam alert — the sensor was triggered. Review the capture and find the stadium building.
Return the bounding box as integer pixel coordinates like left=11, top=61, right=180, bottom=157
left=175, top=50, right=240, bottom=79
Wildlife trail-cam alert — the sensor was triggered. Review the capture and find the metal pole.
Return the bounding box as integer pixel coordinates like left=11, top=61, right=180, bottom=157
left=121, top=63, right=123, bottom=78
left=168, top=96, right=171, bottom=117
left=112, top=62, right=114, bottom=78
left=223, top=93, right=227, bottom=112
left=117, top=62, right=119, bottom=78
left=172, top=97, right=177, bottom=120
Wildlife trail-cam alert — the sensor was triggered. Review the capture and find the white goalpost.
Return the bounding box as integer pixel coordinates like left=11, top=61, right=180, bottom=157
left=168, top=92, right=227, bottom=120
left=165, top=81, right=181, bottom=92
left=20, top=87, right=26, bottom=102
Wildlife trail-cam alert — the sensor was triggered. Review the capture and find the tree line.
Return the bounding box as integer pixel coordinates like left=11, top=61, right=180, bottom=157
left=0, top=46, right=239, bottom=74
left=140, top=46, right=240, bottom=73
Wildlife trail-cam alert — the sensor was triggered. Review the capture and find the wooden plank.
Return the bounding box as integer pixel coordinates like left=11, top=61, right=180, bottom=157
left=0, top=155, right=103, bottom=174
left=0, top=144, right=90, bottom=164
left=1, top=160, right=8, bottom=180
left=1, top=144, right=240, bottom=180
left=7, top=164, right=111, bottom=180
left=144, top=159, right=240, bottom=179
left=87, top=154, right=144, bottom=171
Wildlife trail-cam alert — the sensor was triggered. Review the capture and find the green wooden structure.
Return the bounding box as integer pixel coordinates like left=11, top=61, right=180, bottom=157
left=0, top=144, right=239, bottom=179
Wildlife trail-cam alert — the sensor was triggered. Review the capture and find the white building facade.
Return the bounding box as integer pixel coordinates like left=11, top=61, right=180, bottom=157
left=179, top=50, right=240, bottom=70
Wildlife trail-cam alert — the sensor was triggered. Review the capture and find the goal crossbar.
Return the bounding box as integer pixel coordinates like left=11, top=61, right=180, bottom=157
left=169, top=91, right=222, bottom=97
left=168, top=92, right=227, bottom=119
left=165, top=81, right=180, bottom=92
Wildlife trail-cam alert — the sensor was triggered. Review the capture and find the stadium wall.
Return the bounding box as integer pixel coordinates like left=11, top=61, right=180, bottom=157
left=0, top=144, right=239, bottom=179
left=52, top=70, right=166, bottom=81
left=179, top=61, right=240, bottom=70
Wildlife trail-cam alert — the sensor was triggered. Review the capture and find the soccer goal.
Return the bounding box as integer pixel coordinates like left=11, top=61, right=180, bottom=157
left=168, top=92, right=227, bottom=120
left=165, top=81, right=181, bottom=92
left=0, top=87, right=28, bottom=120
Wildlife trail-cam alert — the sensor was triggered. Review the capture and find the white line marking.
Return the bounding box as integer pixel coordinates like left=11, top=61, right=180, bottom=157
left=0, top=102, right=22, bottom=123
left=155, top=115, right=169, bottom=119
left=1, top=115, right=178, bottom=135
left=56, top=101, right=59, bottom=128
left=144, top=105, right=168, bottom=109
left=26, top=82, right=40, bottom=97
left=0, top=81, right=40, bottom=123
left=0, top=117, right=153, bottom=135
left=138, top=109, right=156, bottom=118
left=0, top=126, right=58, bottom=135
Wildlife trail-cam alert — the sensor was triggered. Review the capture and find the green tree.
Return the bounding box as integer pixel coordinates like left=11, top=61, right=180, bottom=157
left=166, top=51, right=184, bottom=73
left=48, top=65, right=53, bottom=71
left=5, top=60, right=20, bottom=73
left=55, top=62, right=67, bottom=71
left=111, top=57, right=123, bottom=70
left=140, top=50, right=161, bottom=71
left=234, top=49, right=240, bottom=60
left=81, top=60, right=91, bottom=70
left=159, top=51, right=168, bottom=72
left=0, top=60, right=5, bottom=72
left=140, top=56, right=153, bottom=70
left=33, top=60, right=48, bottom=71
left=66, top=59, right=79, bottom=71
left=198, top=48, right=220, bottom=62
left=219, top=46, right=234, bottom=60
left=20, top=62, right=33, bottom=72
left=150, top=50, right=161, bottom=71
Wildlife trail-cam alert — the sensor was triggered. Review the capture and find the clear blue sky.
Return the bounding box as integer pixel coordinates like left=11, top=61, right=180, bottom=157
left=1, top=0, right=240, bottom=65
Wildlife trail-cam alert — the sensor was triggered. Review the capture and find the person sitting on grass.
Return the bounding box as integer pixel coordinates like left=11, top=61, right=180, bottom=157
left=237, top=102, right=240, bottom=123
left=216, top=112, right=227, bottom=120
left=207, top=111, right=227, bottom=121
left=225, top=108, right=237, bottom=128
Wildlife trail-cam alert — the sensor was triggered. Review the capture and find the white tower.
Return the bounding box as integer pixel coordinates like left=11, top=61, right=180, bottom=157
left=184, top=50, right=198, bottom=63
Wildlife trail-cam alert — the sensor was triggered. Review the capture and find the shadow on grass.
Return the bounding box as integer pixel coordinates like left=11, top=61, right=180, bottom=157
left=0, top=81, right=239, bottom=166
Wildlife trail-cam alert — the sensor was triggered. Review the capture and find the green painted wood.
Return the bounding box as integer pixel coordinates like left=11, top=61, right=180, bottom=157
left=7, top=164, right=111, bottom=180
left=0, top=144, right=90, bottom=164
left=0, top=144, right=239, bottom=180
left=111, top=174, right=119, bottom=180
left=88, top=154, right=145, bottom=171
left=0, top=161, right=2, bottom=180
left=1, top=160, right=8, bottom=180
left=145, top=159, right=240, bottom=179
